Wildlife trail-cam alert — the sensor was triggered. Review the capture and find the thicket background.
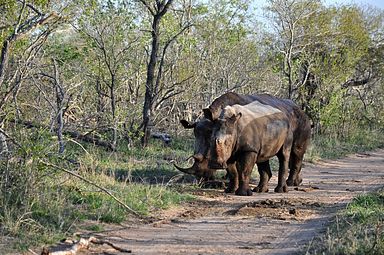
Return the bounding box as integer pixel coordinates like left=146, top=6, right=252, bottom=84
left=0, top=0, right=383, bottom=250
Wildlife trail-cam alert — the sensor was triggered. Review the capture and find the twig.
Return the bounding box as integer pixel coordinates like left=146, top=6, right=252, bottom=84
left=0, top=127, right=25, bottom=152
left=28, top=248, right=39, bottom=255
left=65, top=137, right=89, bottom=155
left=39, top=160, right=141, bottom=218
left=90, top=237, right=132, bottom=253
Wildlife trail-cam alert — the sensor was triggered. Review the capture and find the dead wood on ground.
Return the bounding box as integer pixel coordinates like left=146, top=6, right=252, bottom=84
left=40, top=236, right=131, bottom=255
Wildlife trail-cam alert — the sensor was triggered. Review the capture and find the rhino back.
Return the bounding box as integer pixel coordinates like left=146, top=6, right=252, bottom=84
left=230, top=103, right=290, bottom=161
left=230, top=101, right=282, bottom=124
left=208, top=92, right=271, bottom=120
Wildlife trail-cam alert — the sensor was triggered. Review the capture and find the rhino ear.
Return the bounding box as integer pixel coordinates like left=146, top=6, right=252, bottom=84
left=203, top=108, right=213, bottom=121
left=228, top=112, right=242, bottom=123
left=180, top=119, right=196, bottom=129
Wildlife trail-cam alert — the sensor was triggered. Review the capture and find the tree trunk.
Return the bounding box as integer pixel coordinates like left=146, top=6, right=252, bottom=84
left=0, top=128, right=8, bottom=158
left=53, top=59, right=65, bottom=154
left=57, top=107, right=65, bottom=154
left=0, top=40, right=10, bottom=88
left=110, top=77, right=117, bottom=151
left=142, top=16, right=161, bottom=147
left=139, top=0, right=175, bottom=147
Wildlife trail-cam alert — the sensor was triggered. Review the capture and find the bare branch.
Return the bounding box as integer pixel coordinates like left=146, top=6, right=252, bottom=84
left=0, top=11, right=59, bottom=87
left=342, top=77, right=373, bottom=88
left=14, top=0, right=27, bottom=35
left=155, top=23, right=193, bottom=96
left=137, top=0, right=155, bottom=15
left=16, top=0, right=43, bottom=15
left=159, top=0, right=175, bottom=16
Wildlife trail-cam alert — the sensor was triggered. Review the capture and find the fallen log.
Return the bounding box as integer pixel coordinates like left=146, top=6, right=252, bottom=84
left=40, top=236, right=131, bottom=255
left=64, top=129, right=114, bottom=150
left=151, top=132, right=171, bottom=145
left=10, top=119, right=114, bottom=150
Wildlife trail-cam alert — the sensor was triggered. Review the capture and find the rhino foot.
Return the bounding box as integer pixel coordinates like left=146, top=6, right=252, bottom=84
left=224, top=187, right=236, bottom=193
left=235, top=188, right=253, bottom=196
left=274, top=185, right=288, bottom=193
left=286, top=177, right=302, bottom=186
left=253, top=186, right=269, bottom=193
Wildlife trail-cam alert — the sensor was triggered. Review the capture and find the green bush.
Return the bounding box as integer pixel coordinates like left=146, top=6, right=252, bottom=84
left=306, top=189, right=384, bottom=255
left=0, top=130, right=195, bottom=251
left=306, top=128, right=384, bottom=161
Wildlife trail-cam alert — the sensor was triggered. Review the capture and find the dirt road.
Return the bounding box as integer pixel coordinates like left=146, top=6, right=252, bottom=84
left=82, top=149, right=384, bottom=255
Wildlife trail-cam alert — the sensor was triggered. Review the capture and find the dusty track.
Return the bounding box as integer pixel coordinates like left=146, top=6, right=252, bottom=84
left=82, top=149, right=384, bottom=255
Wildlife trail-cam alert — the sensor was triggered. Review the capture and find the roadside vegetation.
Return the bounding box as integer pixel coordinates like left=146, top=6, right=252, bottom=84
left=306, top=189, right=384, bottom=255
left=1, top=0, right=383, bottom=253
left=0, top=131, right=195, bottom=251
left=307, top=129, right=384, bottom=161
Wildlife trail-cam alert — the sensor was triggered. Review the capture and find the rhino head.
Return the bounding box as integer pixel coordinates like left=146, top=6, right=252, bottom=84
left=209, top=106, right=242, bottom=169
left=174, top=109, right=218, bottom=180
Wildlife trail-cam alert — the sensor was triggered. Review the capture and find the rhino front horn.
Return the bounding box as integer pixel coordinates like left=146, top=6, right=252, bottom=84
left=173, top=163, right=196, bottom=175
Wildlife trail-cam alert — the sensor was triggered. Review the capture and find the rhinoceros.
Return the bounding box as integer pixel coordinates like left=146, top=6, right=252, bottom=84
left=175, top=93, right=274, bottom=192
left=175, top=92, right=311, bottom=195
left=209, top=101, right=294, bottom=195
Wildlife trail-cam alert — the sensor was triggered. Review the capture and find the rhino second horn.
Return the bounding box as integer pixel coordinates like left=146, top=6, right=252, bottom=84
left=173, top=163, right=196, bottom=175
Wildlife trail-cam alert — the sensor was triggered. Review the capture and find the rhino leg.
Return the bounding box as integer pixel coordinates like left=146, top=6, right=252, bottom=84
left=253, top=161, right=271, bottom=193
left=287, top=152, right=303, bottom=186
left=235, top=152, right=256, bottom=196
left=287, top=132, right=310, bottom=186
left=274, top=137, right=292, bottom=193
left=225, top=163, right=238, bottom=193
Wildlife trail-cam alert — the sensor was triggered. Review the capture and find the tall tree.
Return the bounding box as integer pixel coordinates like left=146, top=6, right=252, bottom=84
left=137, top=0, right=193, bottom=147
left=0, top=1, right=59, bottom=88
left=264, top=0, right=381, bottom=135
left=138, top=0, right=173, bottom=147
left=77, top=0, right=138, bottom=150
left=265, top=0, right=320, bottom=99
left=0, top=0, right=61, bottom=153
left=170, top=0, right=261, bottom=126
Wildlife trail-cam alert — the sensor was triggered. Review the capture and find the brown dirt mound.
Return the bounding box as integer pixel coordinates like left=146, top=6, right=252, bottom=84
left=233, top=198, right=323, bottom=220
